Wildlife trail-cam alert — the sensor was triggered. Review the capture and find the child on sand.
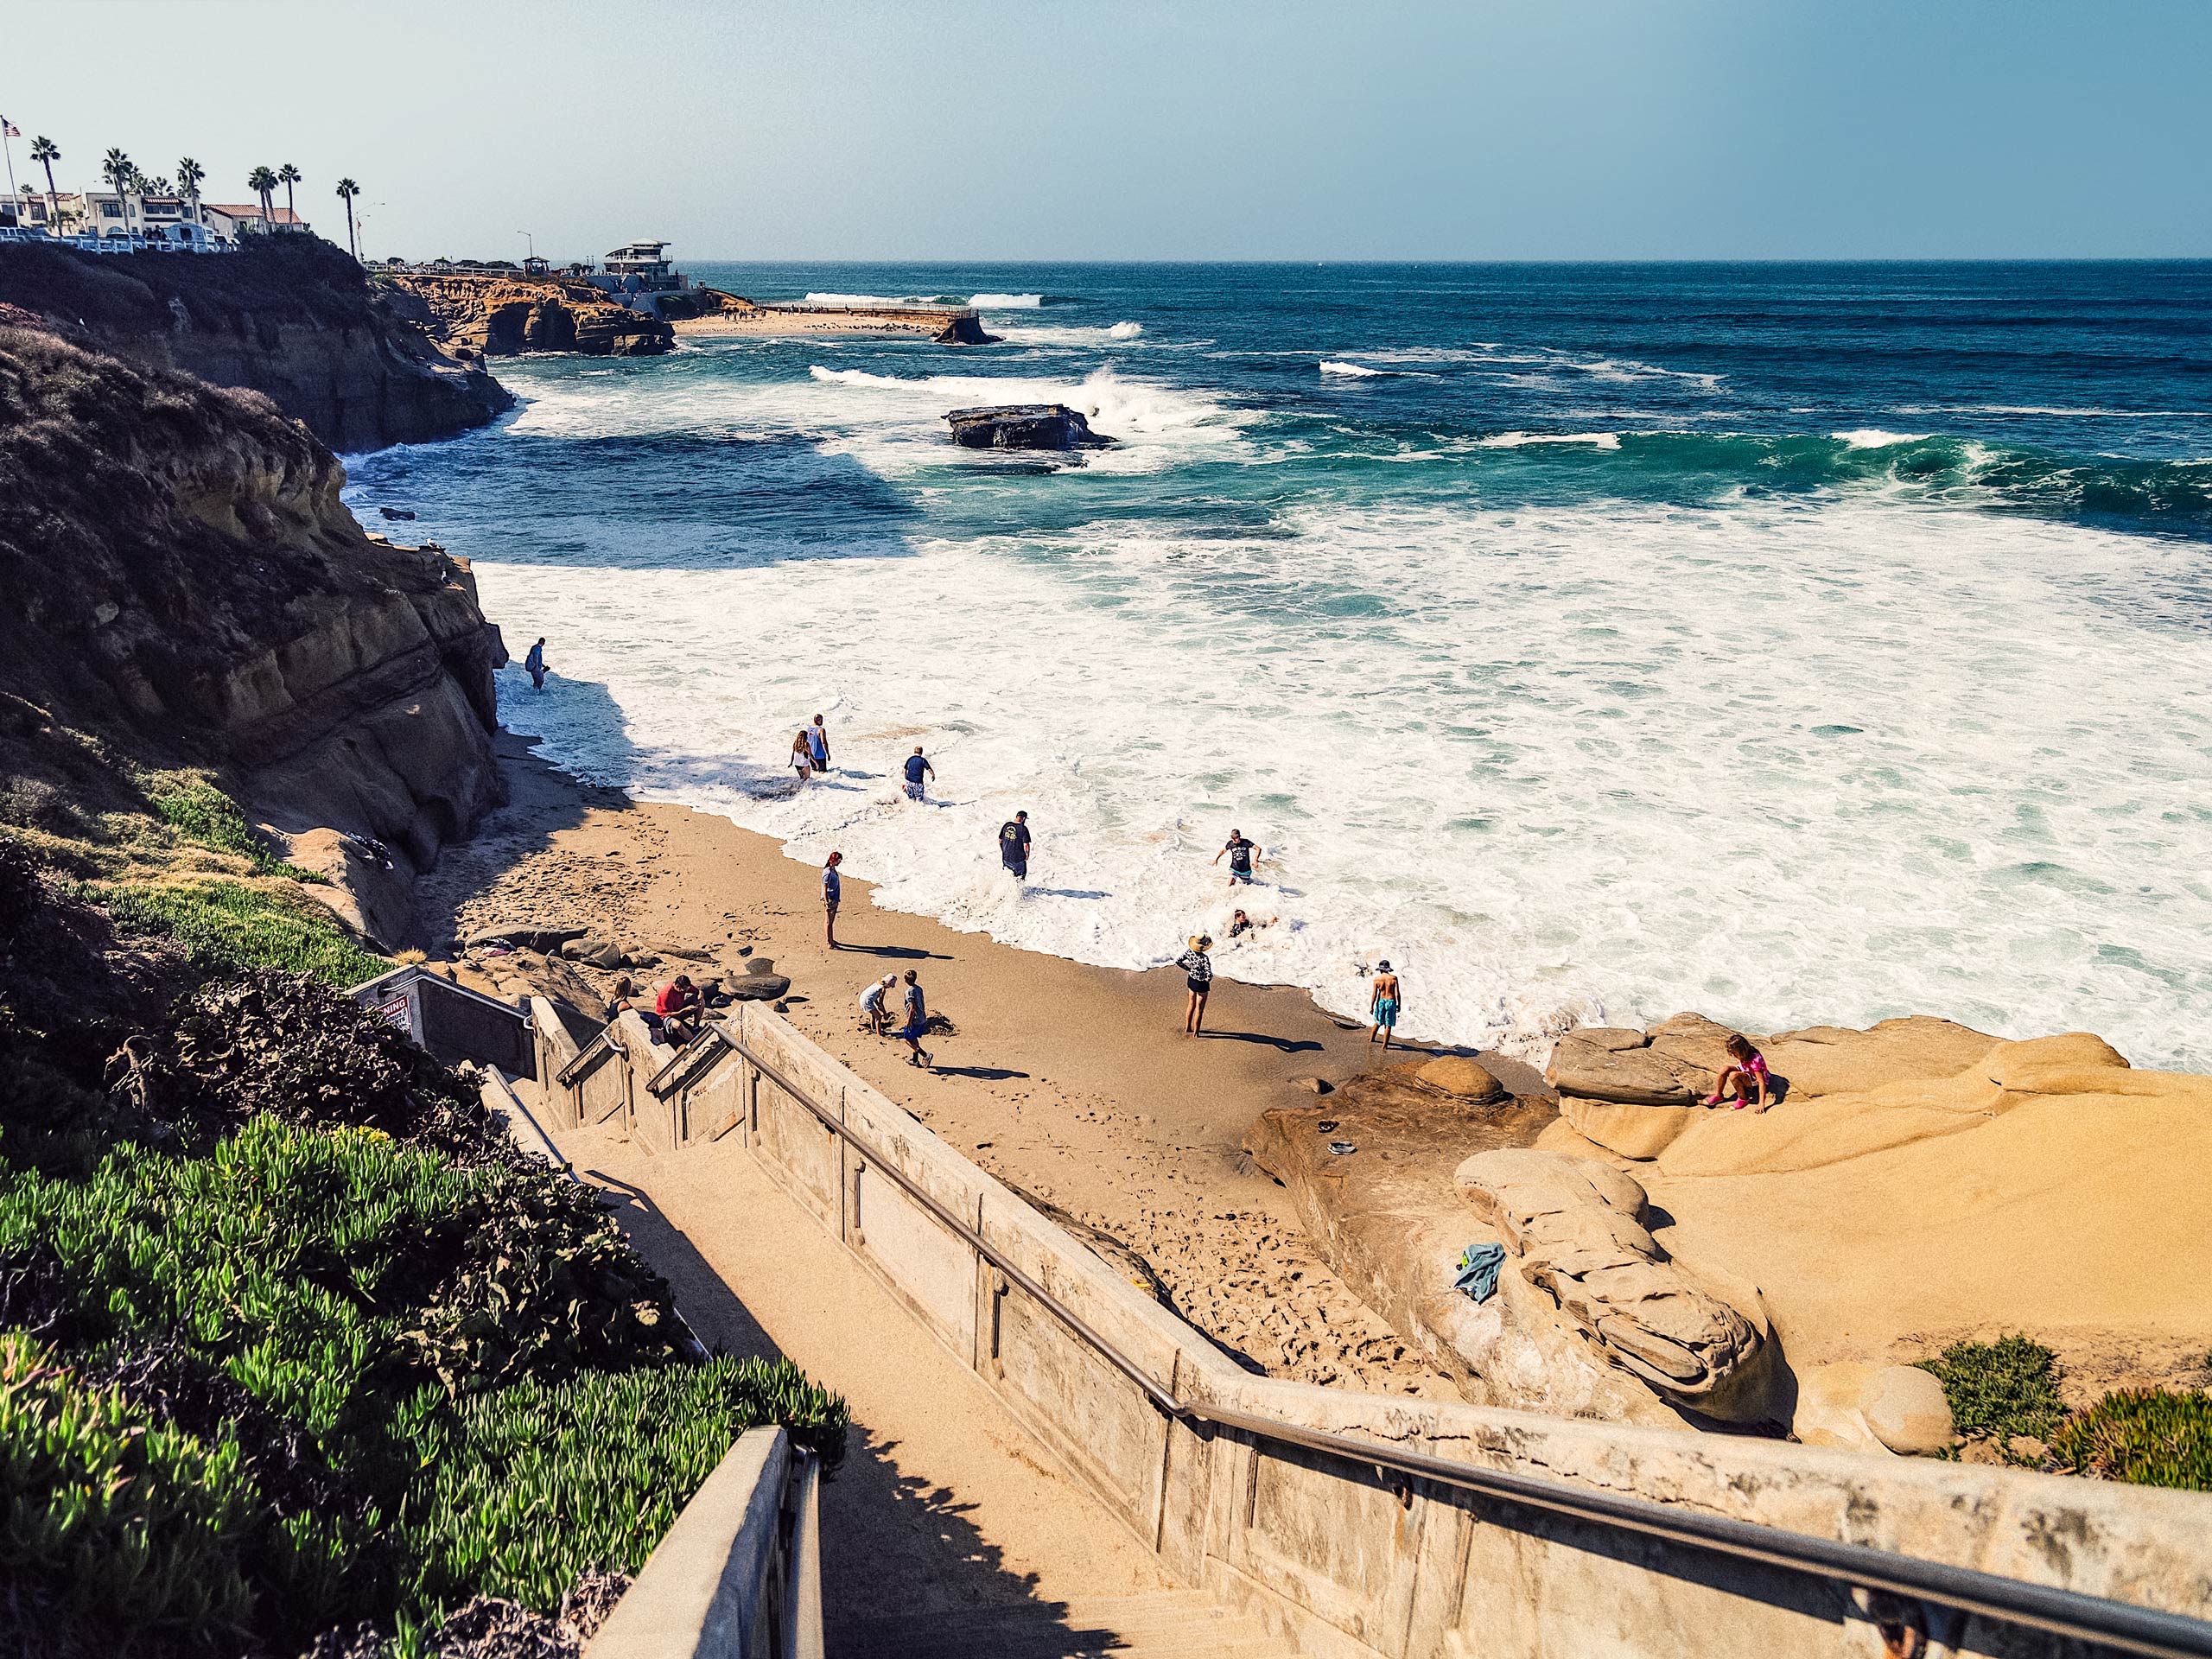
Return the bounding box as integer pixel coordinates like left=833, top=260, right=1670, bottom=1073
left=1705, top=1033, right=1772, bottom=1109
left=858, top=972, right=897, bottom=1034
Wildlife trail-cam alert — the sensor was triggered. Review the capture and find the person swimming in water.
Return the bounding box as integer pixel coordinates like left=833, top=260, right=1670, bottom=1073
left=1369, top=960, right=1401, bottom=1052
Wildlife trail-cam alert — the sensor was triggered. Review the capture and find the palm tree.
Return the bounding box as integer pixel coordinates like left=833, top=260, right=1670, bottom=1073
left=29, top=136, right=59, bottom=236
left=276, top=162, right=301, bottom=230
left=101, top=147, right=135, bottom=239
left=247, top=165, right=277, bottom=234
left=177, top=156, right=204, bottom=238
left=334, top=177, right=361, bottom=260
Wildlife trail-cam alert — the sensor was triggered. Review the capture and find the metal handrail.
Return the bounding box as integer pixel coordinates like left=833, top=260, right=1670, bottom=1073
left=728, top=1035, right=2212, bottom=1659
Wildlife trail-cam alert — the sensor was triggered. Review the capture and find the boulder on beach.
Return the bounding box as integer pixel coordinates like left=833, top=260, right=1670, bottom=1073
left=944, top=404, right=1116, bottom=450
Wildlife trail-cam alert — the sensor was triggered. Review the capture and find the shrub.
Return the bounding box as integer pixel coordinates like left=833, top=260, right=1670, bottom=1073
left=399, top=1359, right=848, bottom=1613
left=0, top=1332, right=264, bottom=1649
left=160, top=970, right=486, bottom=1150
left=1916, top=1334, right=2068, bottom=1446
left=2053, top=1389, right=2212, bottom=1491
left=104, top=880, right=386, bottom=986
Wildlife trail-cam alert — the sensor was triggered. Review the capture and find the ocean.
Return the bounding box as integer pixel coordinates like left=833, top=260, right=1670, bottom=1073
left=345, top=262, right=2212, bottom=1069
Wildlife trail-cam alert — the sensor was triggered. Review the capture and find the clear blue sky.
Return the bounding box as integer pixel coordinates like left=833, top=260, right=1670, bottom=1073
left=8, top=0, right=2209, bottom=262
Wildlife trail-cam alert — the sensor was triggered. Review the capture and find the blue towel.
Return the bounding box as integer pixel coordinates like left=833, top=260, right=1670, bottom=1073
left=1454, top=1242, right=1507, bottom=1304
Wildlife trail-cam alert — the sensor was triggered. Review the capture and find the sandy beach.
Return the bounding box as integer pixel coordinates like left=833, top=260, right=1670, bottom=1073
left=414, top=734, right=1545, bottom=1395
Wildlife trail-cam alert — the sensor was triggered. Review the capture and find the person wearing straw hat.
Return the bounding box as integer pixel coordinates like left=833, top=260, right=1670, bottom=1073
left=1175, top=933, right=1215, bottom=1035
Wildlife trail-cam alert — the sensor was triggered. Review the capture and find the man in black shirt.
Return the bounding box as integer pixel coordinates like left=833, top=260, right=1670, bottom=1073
left=1213, top=828, right=1262, bottom=888
left=999, top=810, right=1032, bottom=880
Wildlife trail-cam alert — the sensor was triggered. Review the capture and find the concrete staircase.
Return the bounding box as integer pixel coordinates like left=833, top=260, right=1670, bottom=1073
left=830, top=1589, right=1301, bottom=1656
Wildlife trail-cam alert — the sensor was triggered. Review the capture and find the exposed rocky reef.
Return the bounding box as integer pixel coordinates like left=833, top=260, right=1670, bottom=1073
left=0, top=235, right=510, bottom=451
left=378, top=270, right=680, bottom=358
left=944, top=404, right=1116, bottom=450
left=0, top=326, right=503, bottom=943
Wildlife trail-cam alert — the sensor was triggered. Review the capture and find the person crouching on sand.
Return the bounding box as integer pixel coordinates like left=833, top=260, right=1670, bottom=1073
left=1177, top=934, right=1213, bottom=1034
left=822, top=850, right=842, bottom=948
left=1369, top=960, right=1401, bottom=1052
left=858, top=972, right=897, bottom=1034
left=895, top=969, right=933, bottom=1067
left=1705, top=1033, right=1772, bottom=1110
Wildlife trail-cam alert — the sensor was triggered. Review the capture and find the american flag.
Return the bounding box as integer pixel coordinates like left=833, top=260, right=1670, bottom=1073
left=0, top=120, right=18, bottom=138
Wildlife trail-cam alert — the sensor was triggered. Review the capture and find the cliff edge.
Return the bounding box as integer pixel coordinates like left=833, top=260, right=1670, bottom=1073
left=0, top=236, right=511, bottom=452
left=378, top=270, right=679, bottom=357
left=0, top=326, right=504, bottom=941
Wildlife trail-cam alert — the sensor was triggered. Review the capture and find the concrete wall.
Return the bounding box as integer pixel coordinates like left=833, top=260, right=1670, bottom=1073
left=576, top=1006, right=2212, bottom=1659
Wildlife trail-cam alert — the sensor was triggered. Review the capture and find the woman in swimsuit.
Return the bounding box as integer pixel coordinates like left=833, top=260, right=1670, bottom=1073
left=790, top=731, right=814, bottom=783
left=1706, top=1033, right=1772, bottom=1110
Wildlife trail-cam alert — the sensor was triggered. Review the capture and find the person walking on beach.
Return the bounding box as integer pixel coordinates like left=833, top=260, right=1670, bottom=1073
left=822, top=850, right=843, bottom=948
left=858, top=971, right=897, bottom=1034
left=1177, top=933, right=1214, bottom=1035
left=999, top=810, right=1032, bottom=881
left=807, top=714, right=831, bottom=773
left=1214, top=828, right=1262, bottom=887
left=903, top=746, right=935, bottom=803
left=1369, top=960, right=1402, bottom=1052
left=894, top=968, right=932, bottom=1067
left=524, top=637, right=548, bottom=692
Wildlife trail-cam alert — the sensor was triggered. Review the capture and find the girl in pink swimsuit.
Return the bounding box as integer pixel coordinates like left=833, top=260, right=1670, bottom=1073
left=1706, top=1033, right=1771, bottom=1109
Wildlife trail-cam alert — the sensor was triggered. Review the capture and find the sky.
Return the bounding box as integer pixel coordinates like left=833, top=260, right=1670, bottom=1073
left=6, top=0, right=2209, bottom=263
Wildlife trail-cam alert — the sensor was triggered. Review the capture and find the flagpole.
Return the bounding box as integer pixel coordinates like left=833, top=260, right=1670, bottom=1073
left=0, top=115, right=20, bottom=208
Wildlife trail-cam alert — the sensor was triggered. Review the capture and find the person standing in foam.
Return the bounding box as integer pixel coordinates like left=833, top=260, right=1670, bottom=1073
left=999, top=810, right=1032, bottom=881
left=903, top=746, right=935, bottom=802
left=807, top=714, right=831, bottom=773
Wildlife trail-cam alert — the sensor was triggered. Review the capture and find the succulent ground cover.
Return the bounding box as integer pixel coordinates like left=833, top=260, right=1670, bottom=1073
left=1918, top=1334, right=2211, bottom=1488
left=0, top=836, right=848, bottom=1656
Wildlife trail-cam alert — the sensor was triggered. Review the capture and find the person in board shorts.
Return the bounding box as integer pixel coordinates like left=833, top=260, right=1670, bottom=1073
left=807, top=714, right=831, bottom=773
left=822, top=850, right=843, bottom=948
left=903, top=747, right=935, bottom=802
left=1214, top=828, right=1261, bottom=887
left=894, top=969, right=932, bottom=1067
left=1369, top=960, right=1401, bottom=1052
left=999, top=810, right=1032, bottom=880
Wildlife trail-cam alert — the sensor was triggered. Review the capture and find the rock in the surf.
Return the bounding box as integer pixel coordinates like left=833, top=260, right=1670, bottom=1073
left=944, top=404, right=1116, bottom=450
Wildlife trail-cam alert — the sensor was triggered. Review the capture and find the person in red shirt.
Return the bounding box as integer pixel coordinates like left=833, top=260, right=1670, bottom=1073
left=655, top=974, right=702, bottom=1047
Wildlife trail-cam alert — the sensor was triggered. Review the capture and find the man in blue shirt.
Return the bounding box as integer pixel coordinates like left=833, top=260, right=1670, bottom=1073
left=999, top=810, right=1032, bottom=880
left=822, top=850, right=843, bottom=948
left=903, top=747, right=935, bottom=802
left=523, top=637, right=547, bottom=691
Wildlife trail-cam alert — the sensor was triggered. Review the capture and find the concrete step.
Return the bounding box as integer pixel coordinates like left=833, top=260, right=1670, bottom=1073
left=830, top=1589, right=1300, bottom=1657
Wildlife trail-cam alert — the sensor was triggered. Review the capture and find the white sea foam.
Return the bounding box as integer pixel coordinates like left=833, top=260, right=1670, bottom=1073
left=968, top=292, right=1046, bottom=308
left=1320, top=360, right=1387, bottom=378
left=1833, top=429, right=1935, bottom=448
left=995, top=320, right=1146, bottom=346
left=467, top=448, right=2212, bottom=1072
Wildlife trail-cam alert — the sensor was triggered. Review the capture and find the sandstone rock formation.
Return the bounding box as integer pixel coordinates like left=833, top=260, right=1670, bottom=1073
left=1244, top=1061, right=1684, bottom=1425
left=1542, top=1012, right=2212, bottom=1398
left=380, top=272, right=676, bottom=358
left=0, top=236, right=509, bottom=451
left=944, top=404, right=1116, bottom=450
left=0, top=327, right=503, bottom=942
left=1453, top=1148, right=1782, bottom=1422
left=1791, top=1362, right=1955, bottom=1455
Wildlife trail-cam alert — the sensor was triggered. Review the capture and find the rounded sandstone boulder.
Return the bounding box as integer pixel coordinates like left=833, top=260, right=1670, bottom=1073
left=1418, top=1055, right=1504, bottom=1101
left=1862, top=1364, right=1955, bottom=1455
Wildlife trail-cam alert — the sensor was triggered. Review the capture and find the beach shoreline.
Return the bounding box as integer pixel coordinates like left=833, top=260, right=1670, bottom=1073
left=416, top=731, right=1551, bottom=1395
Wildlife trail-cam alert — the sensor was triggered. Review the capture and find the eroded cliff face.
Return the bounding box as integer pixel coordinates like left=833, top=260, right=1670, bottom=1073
left=0, top=327, right=503, bottom=938
left=0, top=236, right=511, bottom=451
left=379, top=271, right=677, bottom=357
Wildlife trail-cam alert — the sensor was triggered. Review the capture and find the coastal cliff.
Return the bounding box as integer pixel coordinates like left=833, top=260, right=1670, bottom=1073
left=379, top=270, right=682, bottom=357
left=0, top=325, right=503, bottom=941
left=0, top=235, right=510, bottom=451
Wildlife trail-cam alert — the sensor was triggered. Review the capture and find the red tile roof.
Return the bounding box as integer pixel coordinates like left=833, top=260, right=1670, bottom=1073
left=206, top=203, right=308, bottom=226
